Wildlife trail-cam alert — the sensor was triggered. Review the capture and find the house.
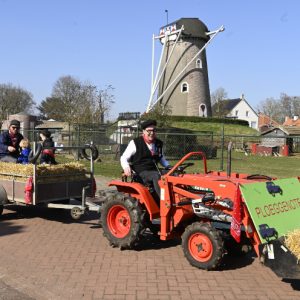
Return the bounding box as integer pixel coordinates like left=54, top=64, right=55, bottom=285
left=213, top=94, right=259, bottom=130
left=283, top=116, right=300, bottom=127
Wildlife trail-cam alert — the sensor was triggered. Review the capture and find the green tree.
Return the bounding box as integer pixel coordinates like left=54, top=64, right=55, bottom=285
left=0, top=83, right=35, bottom=120
left=37, top=97, right=66, bottom=120
left=141, top=102, right=172, bottom=128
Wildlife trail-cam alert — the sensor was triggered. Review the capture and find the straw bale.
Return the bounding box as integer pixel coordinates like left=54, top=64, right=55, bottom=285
left=285, top=229, right=300, bottom=261
left=0, top=162, right=88, bottom=182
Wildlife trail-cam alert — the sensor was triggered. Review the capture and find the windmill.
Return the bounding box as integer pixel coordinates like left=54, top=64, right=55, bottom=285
left=147, top=18, right=224, bottom=117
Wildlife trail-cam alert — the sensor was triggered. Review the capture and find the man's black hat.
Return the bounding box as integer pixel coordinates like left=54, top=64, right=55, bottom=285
left=10, top=119, right=20, bottom=127
left=141, top=119, right=157, bottom=130
left=40, top=129, right=51, bottom=138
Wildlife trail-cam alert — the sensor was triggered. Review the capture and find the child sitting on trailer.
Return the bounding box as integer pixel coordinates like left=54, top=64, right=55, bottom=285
left=39, top=130, right=57, bottom=165
left=17, top=138, right=31, bottom=164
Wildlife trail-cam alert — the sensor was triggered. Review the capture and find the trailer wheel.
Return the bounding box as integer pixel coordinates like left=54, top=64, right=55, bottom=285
left=100, top=193, right=146, bottom=249
left=71, top=207, right=83, bottom=220
left=182, top=222, right=224, bottom=270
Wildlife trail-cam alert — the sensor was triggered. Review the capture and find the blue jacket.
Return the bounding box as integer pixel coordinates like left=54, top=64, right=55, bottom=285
left=17, top=148, right=31, bottom=164
left=0, top=131, right=24, bottom=159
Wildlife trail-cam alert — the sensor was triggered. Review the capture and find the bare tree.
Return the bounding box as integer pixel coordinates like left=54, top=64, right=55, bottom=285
left=92, top=85, right=115, bottom=123
left=38, top=76, right=115, bottom=124
left=0, top=83, right=35, bottom=120
left=211, top=87, right=228, bottom=117
left=257, top=97, right=283, bottom=122
left=51, top=76, right=84, bottom=123
left=257, top=93, right=300, bottom=123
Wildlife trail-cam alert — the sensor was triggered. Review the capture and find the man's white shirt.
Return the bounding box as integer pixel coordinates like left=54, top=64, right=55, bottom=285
left=120, top=140, right=169, bottom=171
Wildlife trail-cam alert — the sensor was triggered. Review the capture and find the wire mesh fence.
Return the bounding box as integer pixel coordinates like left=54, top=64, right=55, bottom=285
left=1, top=127, right=300, bottom=177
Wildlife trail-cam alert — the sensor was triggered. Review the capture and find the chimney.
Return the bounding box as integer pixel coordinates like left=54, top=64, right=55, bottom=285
left=285, top=116, right=290, bottom=122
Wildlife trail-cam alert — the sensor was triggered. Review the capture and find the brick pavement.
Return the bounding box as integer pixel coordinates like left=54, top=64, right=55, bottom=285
left=0, top=176, right=299, bottom=299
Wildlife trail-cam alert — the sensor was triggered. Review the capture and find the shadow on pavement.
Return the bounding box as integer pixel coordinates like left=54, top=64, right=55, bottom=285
left=0, top=280, right=34, bottom=300
left=219, top=251, right=255, bottom=271
left=134, top=231, right=181, bottom=251
left=0, top=219, right=24, bottom=237
left=2, top=204, right=101, bottom=226
left=132, top=231, right=256, bottom=271
left=282, top=278, right=300, bottom=291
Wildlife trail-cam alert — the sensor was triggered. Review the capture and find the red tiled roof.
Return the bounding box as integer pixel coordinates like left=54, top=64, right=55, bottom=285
left=283, top=117, right=300, bottom=127
left=258, top=113, right=279, bottom=127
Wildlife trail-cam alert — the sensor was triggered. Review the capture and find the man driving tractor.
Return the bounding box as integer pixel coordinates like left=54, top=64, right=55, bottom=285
left=120, top=119, right=170, bottom=204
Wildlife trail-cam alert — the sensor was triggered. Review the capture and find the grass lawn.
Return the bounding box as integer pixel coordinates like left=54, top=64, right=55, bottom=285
left=76, top=152, right=300, bottom=180
left=170, top=121, right=258, bottom=135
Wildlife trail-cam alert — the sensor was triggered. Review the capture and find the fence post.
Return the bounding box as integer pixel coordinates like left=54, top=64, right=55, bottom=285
left=220, top=123, right=224, bottom=170
left=76, top=124, right=80, bottom=160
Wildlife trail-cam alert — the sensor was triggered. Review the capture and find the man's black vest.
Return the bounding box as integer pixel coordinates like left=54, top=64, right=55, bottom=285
left=131, top=136, right=163, bottom=174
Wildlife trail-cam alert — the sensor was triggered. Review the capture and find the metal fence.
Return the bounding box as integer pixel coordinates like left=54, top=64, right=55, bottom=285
left=2, top=127, right=300, bottom=177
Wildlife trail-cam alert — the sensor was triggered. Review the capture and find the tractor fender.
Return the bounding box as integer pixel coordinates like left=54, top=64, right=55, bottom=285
left=0, top=184, right=8, bottom=205
left=108, top=180, right=160, bottom=219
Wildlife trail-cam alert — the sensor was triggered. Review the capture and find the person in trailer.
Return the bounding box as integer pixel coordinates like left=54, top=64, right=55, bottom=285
left=0, top=120, right=24, bottom=163
left=39, top=130, right=57, bottom=165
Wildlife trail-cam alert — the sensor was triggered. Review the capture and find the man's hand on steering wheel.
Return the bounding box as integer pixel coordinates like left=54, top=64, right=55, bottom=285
left=123, top=166, right=132, bottom=177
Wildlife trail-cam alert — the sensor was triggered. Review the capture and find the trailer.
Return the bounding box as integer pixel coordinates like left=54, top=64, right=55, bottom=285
left=0, top=144, right=101, bottom=220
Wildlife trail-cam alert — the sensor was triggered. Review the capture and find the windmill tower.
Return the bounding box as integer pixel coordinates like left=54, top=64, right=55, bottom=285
left=147, top=18, right=224, bottom=117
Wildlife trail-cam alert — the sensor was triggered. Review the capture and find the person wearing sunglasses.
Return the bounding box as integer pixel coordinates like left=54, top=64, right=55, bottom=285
left=0, top=119, right=24, bottom=163
left=120, top=119, right=170, bottom=205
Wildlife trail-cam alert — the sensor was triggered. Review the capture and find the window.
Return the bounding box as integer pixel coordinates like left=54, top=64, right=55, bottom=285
left=235, top=110, right=238, bottom=116
left=199, top=104, right=206, bottom=117
left=196, top=58, right=202, bottom=68
left=181, top=82, right=189, bottom=93
left=246, top=111, right=249, bottom=117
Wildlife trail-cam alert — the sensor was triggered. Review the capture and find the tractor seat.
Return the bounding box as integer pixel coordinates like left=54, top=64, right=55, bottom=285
left=122, top=171, right=153, bottom=189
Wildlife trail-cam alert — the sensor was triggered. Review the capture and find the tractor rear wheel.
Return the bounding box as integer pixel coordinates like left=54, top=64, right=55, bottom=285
left=100, top=192, right=146, bottom=249
left=182, top=222, right=224, bottom=270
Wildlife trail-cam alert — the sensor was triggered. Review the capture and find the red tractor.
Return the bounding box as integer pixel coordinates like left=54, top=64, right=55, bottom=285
left=100, top=151, right=300, bottom=278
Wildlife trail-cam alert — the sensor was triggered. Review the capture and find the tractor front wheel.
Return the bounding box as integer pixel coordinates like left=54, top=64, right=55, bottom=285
left=182, top=222, right=224, bottom=270
left=100, top=193, right=146, bottom=249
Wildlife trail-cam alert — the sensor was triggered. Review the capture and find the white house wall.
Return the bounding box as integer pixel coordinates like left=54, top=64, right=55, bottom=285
left=227, top=100, right=258, bottom=130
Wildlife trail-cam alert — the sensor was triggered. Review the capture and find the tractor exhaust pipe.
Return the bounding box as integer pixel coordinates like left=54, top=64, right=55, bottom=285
left=227, top=141, right=233, bottom=177
left=192, top=201, right=232, bottom=223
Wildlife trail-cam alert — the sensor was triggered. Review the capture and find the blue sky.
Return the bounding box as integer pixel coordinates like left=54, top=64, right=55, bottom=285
left=1, top=0, right=299, bottom=119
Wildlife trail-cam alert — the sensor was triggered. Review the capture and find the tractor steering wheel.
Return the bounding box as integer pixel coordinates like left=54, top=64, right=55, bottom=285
left=174, top=162, right=194, bottom=174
